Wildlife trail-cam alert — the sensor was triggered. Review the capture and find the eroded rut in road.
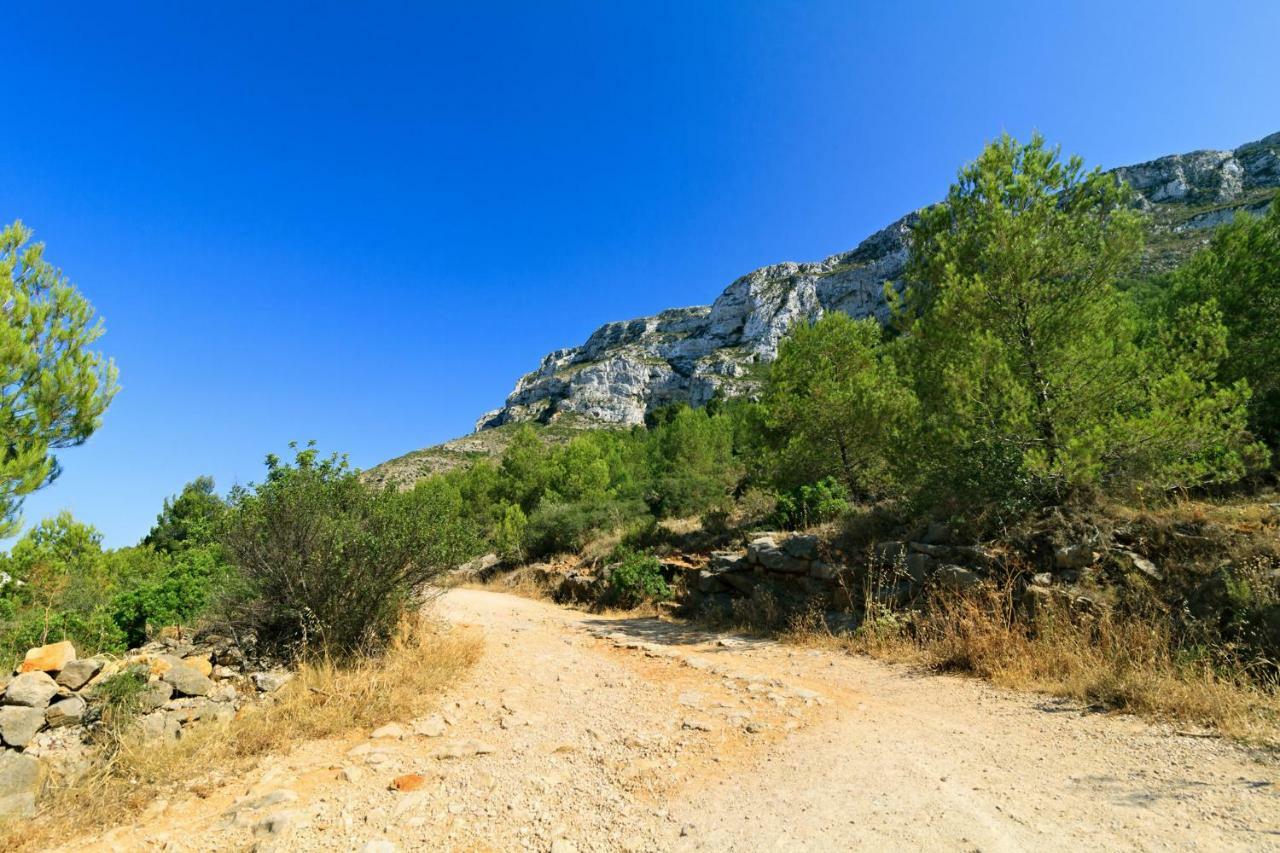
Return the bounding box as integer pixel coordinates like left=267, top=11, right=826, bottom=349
left=69, top=588, right=1280, bottom=852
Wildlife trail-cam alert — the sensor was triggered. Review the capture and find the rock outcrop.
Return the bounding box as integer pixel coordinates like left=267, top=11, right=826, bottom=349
left=476, top=132, right=1279, bottom=431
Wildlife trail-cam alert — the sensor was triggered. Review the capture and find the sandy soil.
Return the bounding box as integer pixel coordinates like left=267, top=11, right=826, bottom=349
left=64, top=588, right=1280, bottom=852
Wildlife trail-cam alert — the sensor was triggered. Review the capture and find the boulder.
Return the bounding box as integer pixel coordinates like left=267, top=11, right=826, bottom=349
left=18, top=640, right=77, bottom=674
left=754, top=546, right=788, bottom=572
left=139, top=680, right=175, bottom=711
left=0, top=705, right=47, bottom=747
left=809, top=562, right=841, bottom=581
left=935, top=565, right=981, bottom=591
left=137, top=710, right=181, bottom=742
left=45, top=695, right=87, bottom=728
left=709, top=550, right=747, bottom=572
left=2, top=671, right=59, bottom=708
left=55, top=657, right=104, bottom=691
left=745, top=536, right=778, bottom=566
left=919, top=521, right=953, bottom=545
left=719, top=572, right=762, bottom=596
left=557, top=572, right=597, bottom=602
left=182, top=656, right=214, bottom=677
left=1117, top=550, right=1163, bottom=581
left=695, top=570, right=726, bottom=594
left=1054, top=544, right=1094, bottom=570
left=162, top=664, right=214, bottom=697
left=782, top=535, right=820, bottom=561
left=252, top=671, right=292, bottom=693
left=905, top=552, right=934, bottom=583
left=0, top=749, right=45, bottom=818
left=908, top=542, right=951, bottom=559
left=208, top=683, right=239, bottom=703
left=873, top=541, right=908, bottom=565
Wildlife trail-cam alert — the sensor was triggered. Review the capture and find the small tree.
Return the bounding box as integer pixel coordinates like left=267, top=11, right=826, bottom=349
left=143, top=475, right=227, bottom=553
left=901, top=134, right=1263, bottom=514
left=492, top=502, right=527, bottom=563
left=763, top=313, right=917, bottom=499
left=0, top=221, right=118, bottom=535
left=1165, top=203, right=1280, bottom=450
left=221, top=443, right=479, bottom=658
left=644, top=405, right=740, bottom=517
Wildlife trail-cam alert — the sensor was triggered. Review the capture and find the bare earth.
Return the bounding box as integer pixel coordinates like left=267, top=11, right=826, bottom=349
left=69, top=588, right=1279, bottom=852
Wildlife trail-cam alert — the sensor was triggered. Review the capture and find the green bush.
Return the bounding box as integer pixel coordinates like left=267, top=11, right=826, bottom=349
left=492, top=502, right=527, bottom=563
left=773, top=478, right=851, bottom=529
left=606, top=548, right=670, bottom=608
left=221, top=443, right=479, bottom=659
left=1163, top=203, right=1280, bottom=451
left=523, top=498, right=646, bottom=559
left=109, top=544, right=233, bottom=648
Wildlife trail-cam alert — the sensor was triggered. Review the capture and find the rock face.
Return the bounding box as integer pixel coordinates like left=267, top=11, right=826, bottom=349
left=475, top=132, right=1279, bottom=431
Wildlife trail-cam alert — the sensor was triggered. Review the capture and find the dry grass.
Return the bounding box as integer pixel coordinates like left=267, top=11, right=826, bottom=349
left=0, top=615, right=481, bottom=851
left=783, top=583, right=1280, bottom=746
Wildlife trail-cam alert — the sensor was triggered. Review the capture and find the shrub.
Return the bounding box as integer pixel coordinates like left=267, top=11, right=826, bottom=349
left=606, top=548, right=670, bottom=608
left=221, top=443, right=479, bottom=659
left=523, top=498, right=647, bottom=560
left=773, top=478, right=850, bottom=529
left=108, top=545, right=233, bottom=648
left=492, top=502, right=527, bottom=563
left=763, top=313, right=917, bottom=499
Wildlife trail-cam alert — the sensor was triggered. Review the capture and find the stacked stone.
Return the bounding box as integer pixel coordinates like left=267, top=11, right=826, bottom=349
left=0, top=635, right=292, bottom=818
left=686, top=531, right=1008, bottom=617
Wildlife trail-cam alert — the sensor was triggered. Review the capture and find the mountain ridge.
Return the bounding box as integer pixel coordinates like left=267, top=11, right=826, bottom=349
left=475, top=130, right=1279, bottom=431
left=367, top=131, right=1279, bottom=488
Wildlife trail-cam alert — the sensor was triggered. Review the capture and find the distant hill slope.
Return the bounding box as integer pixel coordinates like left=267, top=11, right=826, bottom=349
left=366, top=131, right=1279, bottom=488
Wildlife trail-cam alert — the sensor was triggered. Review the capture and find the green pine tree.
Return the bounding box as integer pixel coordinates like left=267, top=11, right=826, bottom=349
left=0, top=221, right=118, bottom=535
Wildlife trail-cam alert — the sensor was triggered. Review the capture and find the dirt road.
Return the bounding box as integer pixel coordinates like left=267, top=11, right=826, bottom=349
left=77, top=588, right=1280, bottom=852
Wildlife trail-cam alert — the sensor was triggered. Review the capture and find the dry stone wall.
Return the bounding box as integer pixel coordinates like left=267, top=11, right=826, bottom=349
left=0, top=634, right=293, bottom=818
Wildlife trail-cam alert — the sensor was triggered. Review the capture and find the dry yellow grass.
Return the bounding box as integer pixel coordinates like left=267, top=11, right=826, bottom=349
left=0, top=616, right=481, bottom=851
left=784, top=585, right=1280, bottom=746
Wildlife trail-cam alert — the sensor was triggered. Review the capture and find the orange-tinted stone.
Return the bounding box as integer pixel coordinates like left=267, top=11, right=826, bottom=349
left=182, top=656, right=213, bottom=677
left=391, top=774, right=426, bottom=792
left=18, top=641, right=76, bottom=673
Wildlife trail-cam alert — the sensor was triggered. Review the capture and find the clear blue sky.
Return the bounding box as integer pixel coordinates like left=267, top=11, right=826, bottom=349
left=1, top=1, right=1276, bottom=547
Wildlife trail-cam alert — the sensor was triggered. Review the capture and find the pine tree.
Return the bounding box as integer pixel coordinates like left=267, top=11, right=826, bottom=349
left=0, top=221, right=118, bottom=535
left=901, top=134, right=1263, bottom=514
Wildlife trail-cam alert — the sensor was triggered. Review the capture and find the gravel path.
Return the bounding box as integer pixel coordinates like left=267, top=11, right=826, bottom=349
left=66, top=588, right=1280, bottom=852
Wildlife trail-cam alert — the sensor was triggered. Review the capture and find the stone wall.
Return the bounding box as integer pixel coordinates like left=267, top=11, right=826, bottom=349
left=0, top=634, right=292, bottom=818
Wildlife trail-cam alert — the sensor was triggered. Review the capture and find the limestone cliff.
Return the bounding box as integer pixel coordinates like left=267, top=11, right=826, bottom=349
left=475, top=132, right=1279, bottom=431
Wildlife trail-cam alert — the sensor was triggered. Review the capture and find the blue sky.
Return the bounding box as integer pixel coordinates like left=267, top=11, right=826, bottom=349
left=1, top=1, right=1277, bottom=547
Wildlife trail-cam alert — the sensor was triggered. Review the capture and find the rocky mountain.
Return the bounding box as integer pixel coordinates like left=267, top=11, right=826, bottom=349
left=367, top=132, right=1280, bottom=489
left=474, top=132, right=1279, bottom=432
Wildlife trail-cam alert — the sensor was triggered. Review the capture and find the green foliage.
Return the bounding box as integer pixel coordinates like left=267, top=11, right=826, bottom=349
left=221, top=443, right=480, bottom=658
left=493, top=502, right=527, bottom=563
left=143, top=475, right=227, bottom=553
left=498, top=425, right=556, bottom=512
left=606, top=547, right=670, bottom=608
left=773, top=477, right=851, bottom=529
left=0, top=500, right=236, bottom=663
left=643, top=404, right=740, bottom=518
left=108, top=544, right=232, bottom=648
left=94, top=668, right=149, bottom=737
left=898, top=133, right=1264, bottom=519
left=0, top=512, right=125, bottom=665
left=523, top=498, right=647, bottom=559
left=0, top=221, right=118, bottom=537
left=763, top=313, right=916, bottom=498
left=1164, top=202, right=1280, bottom=450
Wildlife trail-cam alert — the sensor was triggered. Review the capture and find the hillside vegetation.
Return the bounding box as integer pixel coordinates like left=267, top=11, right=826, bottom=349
left=2, top=133, right=1278, bottom=830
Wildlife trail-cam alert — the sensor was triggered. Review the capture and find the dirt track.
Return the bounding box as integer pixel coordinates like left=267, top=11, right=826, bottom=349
left=74, top=588, right=1280, bottom=852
